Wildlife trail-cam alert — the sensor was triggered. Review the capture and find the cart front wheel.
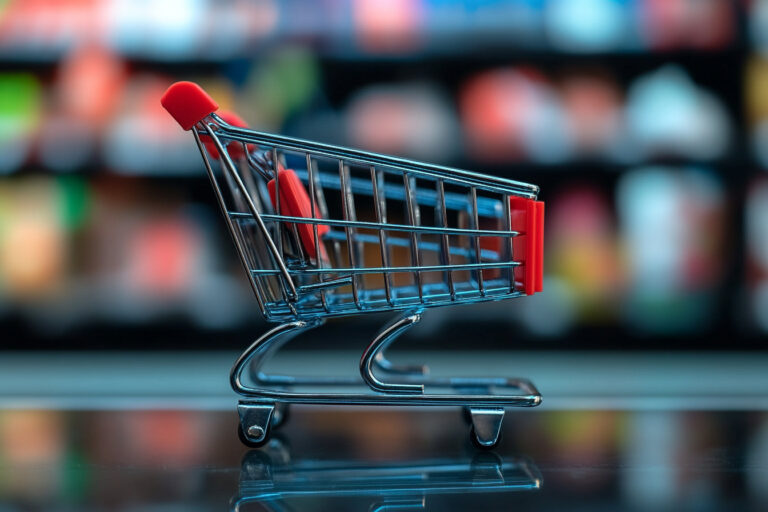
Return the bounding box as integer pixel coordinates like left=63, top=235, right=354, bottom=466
left=237, top=403, right=276, bottom=448
left=238, top=422, right=271, bottom=448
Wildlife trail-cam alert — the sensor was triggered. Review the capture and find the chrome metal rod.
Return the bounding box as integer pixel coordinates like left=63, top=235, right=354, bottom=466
left=205, top=123, right=298, bottom=300
left=372, top=166, right=394, bottom=305
left=290, top=168, right=507, bottom=219
left=503, top=194, right=515, bottom=293
left=232, top=322, right=540, bottom=406
left=339, top=161, right=362, bottom=309
left=437, top=179, right=456, bottom=300
left=471, top=187, right=486, bottom=296
left=235, top=213, right=520, bottom=238
left=271, top=148, right=296, bottom=296
left=230, top=320, right=323, bottom=396
left=290, top=168, right=507, bottom=218
left=250, top=260, right=520, bottom=276
left=207, top=113, right=539, bottom=198
left=360, top=309, right=425, bottom=394
left=322, top=228, right=502, bottom=262
left=306, top=153, right=330, bottom=313
left=245, top=149, right=273, bottom=180
left=403, top=174, right=424, bottom=303
left=193, top=129, right=267, bottom=314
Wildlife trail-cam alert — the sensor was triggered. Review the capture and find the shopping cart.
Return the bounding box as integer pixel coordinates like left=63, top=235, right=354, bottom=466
left=161, top=81, right=544, bottom=448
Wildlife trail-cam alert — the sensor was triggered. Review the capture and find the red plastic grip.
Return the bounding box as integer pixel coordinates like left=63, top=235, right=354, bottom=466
left=268, top=169, right=330, bottom=260
left=510, top=197, right=544, bottom=295
left=201, top=110, right=253, bottom=160
left=160, top=81, right=218, bottom=130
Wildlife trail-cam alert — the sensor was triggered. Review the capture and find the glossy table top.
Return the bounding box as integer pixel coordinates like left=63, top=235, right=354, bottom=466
left=1, top=407, right=767, bottom=511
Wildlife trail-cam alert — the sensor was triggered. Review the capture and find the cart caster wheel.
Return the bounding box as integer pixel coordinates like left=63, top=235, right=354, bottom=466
left=238, top=423, right=271, bottom=448
left=237, top=403, right=276, bottom=448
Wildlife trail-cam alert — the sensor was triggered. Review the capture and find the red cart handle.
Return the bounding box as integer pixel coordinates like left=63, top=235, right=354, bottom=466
left=161, top=82, right=251, bottom=160
left=160, top=81, right=218, bottom=131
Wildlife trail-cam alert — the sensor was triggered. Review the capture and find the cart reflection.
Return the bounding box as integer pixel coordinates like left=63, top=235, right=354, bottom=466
left=231, top=440, right=541, bottom=511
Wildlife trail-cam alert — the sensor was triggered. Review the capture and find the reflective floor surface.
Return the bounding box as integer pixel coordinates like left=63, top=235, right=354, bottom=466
left=1, top=407, right=767, bottom=511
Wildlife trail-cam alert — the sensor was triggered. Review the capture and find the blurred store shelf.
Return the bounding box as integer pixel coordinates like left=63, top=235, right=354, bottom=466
left=0, top=63, right=741, bottom=176
left=1, top=0, right=768, bottom=347
left=0, top=0, right=739, bottom=61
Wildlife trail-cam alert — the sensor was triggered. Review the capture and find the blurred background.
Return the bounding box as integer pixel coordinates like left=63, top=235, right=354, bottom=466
left=0, top=0, right=765, bottom=350
left=4, top=2, right=768, bottom=510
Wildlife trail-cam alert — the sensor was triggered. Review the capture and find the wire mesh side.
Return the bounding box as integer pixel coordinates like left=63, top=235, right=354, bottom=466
left=199, top=118, right=532, bottom=321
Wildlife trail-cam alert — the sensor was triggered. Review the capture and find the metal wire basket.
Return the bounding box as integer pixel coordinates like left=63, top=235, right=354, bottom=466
left=162, top=81, right=545, bottom=448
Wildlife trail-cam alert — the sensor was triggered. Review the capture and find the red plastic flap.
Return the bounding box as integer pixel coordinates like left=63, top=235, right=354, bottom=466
left=268, top=169, right=330, bottom=260
left=509, top=197, right=544, bottom=295
left=534, top=200, right=544, bottom=292
left=201, top=110, right=253, bottom=160
left=160, top=81, right=218, bottom=131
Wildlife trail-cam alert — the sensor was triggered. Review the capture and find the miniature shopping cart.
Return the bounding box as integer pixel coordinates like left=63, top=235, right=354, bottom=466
left=161, top=81, right=544, bottom=448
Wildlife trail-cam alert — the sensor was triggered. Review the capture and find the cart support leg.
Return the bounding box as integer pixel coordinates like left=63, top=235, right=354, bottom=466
left=231, top=319, right=322, bottom=396
left=469, top=407, right=505, bottom=448
left=360, top=309, right=425, bottom=394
